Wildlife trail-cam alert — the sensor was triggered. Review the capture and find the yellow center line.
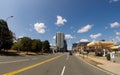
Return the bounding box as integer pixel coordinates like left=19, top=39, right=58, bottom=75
left=3, top=54, right=64, bottom=75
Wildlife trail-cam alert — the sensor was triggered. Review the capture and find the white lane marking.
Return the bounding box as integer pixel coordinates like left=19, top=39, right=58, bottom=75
left=0, top=59, right=29, bottom=64
left=61, top=66, right=66, bottom=75
left=66, top=54, right=69, bottom=60
left=32, top=58, right=38, bottom=60
left=0, top=57, right=40, bottom=64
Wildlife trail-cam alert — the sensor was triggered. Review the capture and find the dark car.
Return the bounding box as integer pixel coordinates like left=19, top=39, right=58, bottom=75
left=69, top=51, right=72, bottom=55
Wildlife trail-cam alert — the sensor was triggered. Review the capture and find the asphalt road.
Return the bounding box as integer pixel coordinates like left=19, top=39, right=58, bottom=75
left=0, top=53, right=112, bottom=75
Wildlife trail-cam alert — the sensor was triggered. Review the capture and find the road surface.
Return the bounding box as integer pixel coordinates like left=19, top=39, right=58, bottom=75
left=0, top=53, right=113, bottom=75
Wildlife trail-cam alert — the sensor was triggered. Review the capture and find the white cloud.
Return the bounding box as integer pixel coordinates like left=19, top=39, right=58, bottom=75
left=53, top=36, right=56, bottom=39
left=50, top=43, right=56, bottom=46
left=77, top=24, right=92, bottom=33
left=80, top=39, right=89, bottom=42
left=90, top=33, right=102, bottom=39
left=34, top=22, right=46, bottom=34
left=55, top=15, right=67, bottom=26
left=18, top=36, right=24, bottom=38
left=110, top=22, right=120, bottom=28
left=18, top=34, right=25, bottom=38
left=111, top=36, right=120, bottom=44
left=65, top=34, right=75, bottom=39
left=109, top=0, right=119, bottom=3
left=116, top=36, right=120, bottom=41
left=116, top=31, right=120, bottom=35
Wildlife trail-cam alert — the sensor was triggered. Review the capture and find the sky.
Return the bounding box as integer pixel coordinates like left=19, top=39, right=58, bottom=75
left=0, top=0, right=120, bottom=49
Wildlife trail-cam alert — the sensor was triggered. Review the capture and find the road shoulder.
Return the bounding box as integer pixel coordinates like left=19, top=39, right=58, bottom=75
left=75, top=53, right=120, bottom=75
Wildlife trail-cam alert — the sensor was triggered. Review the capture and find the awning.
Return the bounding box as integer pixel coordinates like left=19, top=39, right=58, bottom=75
left=110, top=46, right=119, bottom=49
left=87, top=41, right=114, bottom=49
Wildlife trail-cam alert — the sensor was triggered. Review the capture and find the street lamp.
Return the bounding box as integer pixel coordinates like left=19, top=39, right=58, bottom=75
left=6, top=16, right=14, bottom=21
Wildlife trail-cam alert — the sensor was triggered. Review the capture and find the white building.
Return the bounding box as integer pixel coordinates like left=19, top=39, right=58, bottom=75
left=56, top=32, right=65, bottom=51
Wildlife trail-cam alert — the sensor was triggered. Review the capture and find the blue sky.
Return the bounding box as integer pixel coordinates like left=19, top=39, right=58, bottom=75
left=0, top=0, right=120, bottom=49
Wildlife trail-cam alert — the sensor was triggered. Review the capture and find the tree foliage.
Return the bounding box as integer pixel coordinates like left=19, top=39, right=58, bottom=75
left=20, top=37, right=32, bottom=51
left=31, top=39, right=42, bottom=52
left=0, top=19, right=51, bottom=54
left=42, top=40, right=50, bottom=53
left=12, top=37, right=50, bottom=53
left=0, top=19, right=14, bottom=50
left=11, top=41, right=21, bottom=50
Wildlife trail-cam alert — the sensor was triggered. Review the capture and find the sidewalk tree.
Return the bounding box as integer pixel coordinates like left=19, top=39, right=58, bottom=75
left=20, top=37, right=32, bottom=54
left=0, top=19, right=14, bottom=50
left=42, top=40, right=50, bottom=53
left=11, top=41, right=21, bottom=50
left=31, top=39, right=42, bottom=53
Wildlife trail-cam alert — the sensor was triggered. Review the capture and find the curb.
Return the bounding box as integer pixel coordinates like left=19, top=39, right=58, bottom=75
left=76, top=54, right=117, bottom=75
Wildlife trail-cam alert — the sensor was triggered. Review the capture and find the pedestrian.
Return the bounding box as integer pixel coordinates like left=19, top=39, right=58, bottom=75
left=110, top=51, right=115, bottom=62
left=103, top=49, right=106, bottom=57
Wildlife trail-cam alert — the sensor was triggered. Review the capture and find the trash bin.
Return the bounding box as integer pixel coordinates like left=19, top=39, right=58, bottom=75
left=106, top=53, right=110, bottom=60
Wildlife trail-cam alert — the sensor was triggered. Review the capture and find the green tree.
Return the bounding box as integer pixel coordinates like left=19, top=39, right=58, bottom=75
left=11, top=41, right=21, bottom=50
left=31, top=39, right=42, bottom=53
left=20, top=37, right=32, bottom=54
left=0, top=19, right=14, bottom=50
left=42, top=40, right=50, bottom=53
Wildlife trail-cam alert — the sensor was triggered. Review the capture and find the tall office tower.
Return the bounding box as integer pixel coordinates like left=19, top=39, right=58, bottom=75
left=56, top=32, right=65, bottom=51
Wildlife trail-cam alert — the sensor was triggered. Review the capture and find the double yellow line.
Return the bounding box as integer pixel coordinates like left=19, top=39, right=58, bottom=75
left=3, top=54, right=63, bottom=75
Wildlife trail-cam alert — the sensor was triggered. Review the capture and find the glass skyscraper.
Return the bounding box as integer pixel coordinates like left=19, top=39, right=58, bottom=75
left=56, top=32, right=65, bottom=51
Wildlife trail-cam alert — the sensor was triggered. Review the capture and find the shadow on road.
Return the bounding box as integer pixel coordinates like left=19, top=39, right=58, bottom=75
left=0, top=51, right=45, bottom=57
left=0, top=51, right=20, bottom=56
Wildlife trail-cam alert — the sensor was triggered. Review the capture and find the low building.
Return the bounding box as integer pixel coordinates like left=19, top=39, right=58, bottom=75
left=77, top=42, right=90, bottom=52
left=50, top=46, right=57, bottom=53
left=72, top=43, right=78, bottom=52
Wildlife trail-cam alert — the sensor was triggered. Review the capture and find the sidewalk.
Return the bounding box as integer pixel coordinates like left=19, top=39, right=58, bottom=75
left=77, top=52, right=120, bottom=75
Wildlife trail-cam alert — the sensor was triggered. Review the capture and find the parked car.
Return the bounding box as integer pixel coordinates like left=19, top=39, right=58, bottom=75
left=69, top=51, right=72, bottom=55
